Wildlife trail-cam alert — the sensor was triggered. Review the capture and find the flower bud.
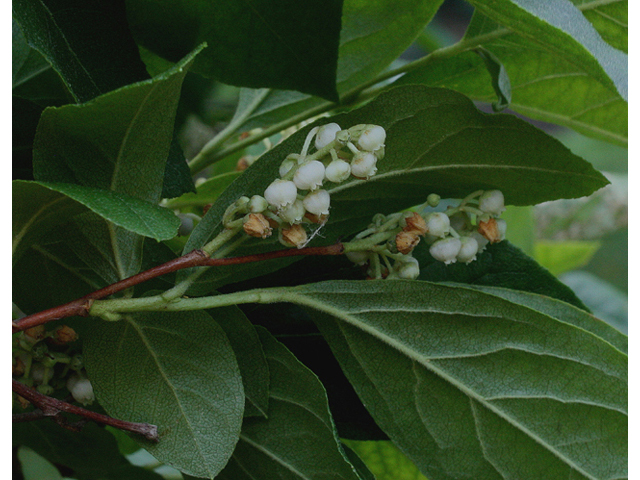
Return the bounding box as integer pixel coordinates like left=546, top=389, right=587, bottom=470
left=314, top=123, right=341, bottom=150
left=350, top=152, right=377, bottom=179
left=249, top=195, right=269, bottom=213
left=394, top=256, right=420, bottom=280
left=67, top=374, right=95, bottom=406
left=477, top=217, right=505, bottom=243
left=279, top=158, right=297, bottom=177
left=427, top=193, right=441, bottom=207
left=30, top=363, right=53, bottom=384
left=346, top=251, right=370, bottom=266
left=401, top=212, right=427, bottom=236
left=264, top=179, right=298, bottom=209
left=294, top=160, right=325, bottom=190
left=24, top=325, right=46, bottom=343
left=243, top=213, right=273, bottom=239
left=278, top=199, right=306, bottom=224
left=51, top=325, right=78, bottom=345
left=177, top=214, right=195, bottom=236
left=324, top=159, right=351, bottom=183
left=357, top=125, right=386, bottom=152
left=448, top=210, right=471, bottom=233
left=456, top=236, right=479, bottom=264
left=478, top=190, right=506, bottom=216
left=396, top=231, right=421, bottom=255
left=429, top=237, right=462, bottom=264
left=303, top=189, right=331, bottom=216
left=279, top=224, right=308, bottom=248
left=426, top=212, right=450, bottom=238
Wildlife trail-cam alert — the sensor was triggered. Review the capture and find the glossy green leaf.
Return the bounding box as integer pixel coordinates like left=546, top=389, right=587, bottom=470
left=534, top=240, right=601, bottom=276
left=343, top=440, right=427, bottom=480
left=213, top=306, right=270, bottom=418
left=12, top=0, right=150, bottom=103
left=165, top=171, right=241, bottom=209
left=277, top=280, right=627, bottom=480
left=125, top=0, right=342, bottom=101
left=398, top=2, right=627, bottom=145
left=467, top=0, right=627, bottom=100
left=216, top=327, right=361, bottom=480
left=238, top=0, right=445, bottom=132
left=84, top=310, right=244, bottom=478
left=181, top=85, right=608, bottom=292
left=12, top=17, right=52, bottom=90
left=13, top=181, right=179, bottom=265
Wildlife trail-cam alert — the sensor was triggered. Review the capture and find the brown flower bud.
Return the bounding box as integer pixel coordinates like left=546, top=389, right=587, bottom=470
left=50, top=325, right=78, bottom=345
left=477, top=218, right=502, bottom=243
left=12, top=356, right=25, bottom=376
left=279, top=224, right=308, bottom=248
left=243, top=213, right=273, bottom=239
left=202, top=203, right=213, bottom=215
left=236, top=157, right=251, bottom=171
left=304, top=212, right=329, bottom=224
left=402, top=212, right=428, bottom=236
left=24, top=326, right=45, bottom=343
left=395, top=231, right=421, bottom=254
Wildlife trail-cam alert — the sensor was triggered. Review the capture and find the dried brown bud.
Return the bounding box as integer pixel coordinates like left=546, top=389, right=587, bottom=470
left=24, top=326, right=46, bottom=342
left=17, top=395, right=30, bottom=409
left=279, top=224, right=308, bottom=248
left=402, top=212, right=428, bottom=236
left=50, top=325, right=78, bottom=345
left=202, top=203, right=213, bottom=215
left=236, top=157, right=251, bottom=171
left=243, top=213, right=273, bottom=239
left=239, top=131, right=251, bottom=140
left=12, top=356, right=25, bottom=376
left=395, top=231, right=421, bottom=254
left=304, top=212, right=329, bottom=224
left=477, top=218, right=501, bottom=243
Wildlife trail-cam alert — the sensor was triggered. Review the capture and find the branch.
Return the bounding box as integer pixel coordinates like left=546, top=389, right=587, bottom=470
left=12, top=242, right=344, bottom=332
left=12, top=379, right=159, bottom=442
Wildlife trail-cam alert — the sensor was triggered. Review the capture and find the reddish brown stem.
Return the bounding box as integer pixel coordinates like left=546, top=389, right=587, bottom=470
left=13, top=243, right=344, bottom=332
left=12, top=379, right=158, bottom=442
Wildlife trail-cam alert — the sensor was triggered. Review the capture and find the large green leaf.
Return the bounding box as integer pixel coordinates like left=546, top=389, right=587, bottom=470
left=12, top=0, right=150, bottom=103
left=236, top=0, right=445, bottom=132
left=467, top=0, right=627, bottom=100
left=397, top=2, right=627, bottom=146
left=276, top=280, right=627, bottom=480
left=343, top=440, right=427, bottom=480
left=215, top=327, right=361, bottom=480
left=180, top=85, right=608, bottom=292
left=13, top=180, right=179, bottom=265
left=125, top=0, right=343, bottom=101
left=84, top=310, right=244, bottom=478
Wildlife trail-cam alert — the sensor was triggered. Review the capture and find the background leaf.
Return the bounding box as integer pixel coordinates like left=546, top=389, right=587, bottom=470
left=397, top=2, right=628, bottom=146
left=279, top=280, right=627, bottom=480
left=534, top=240, right=601, bottom=276
left=343, top=440, right=427, bottom=480
left=215, top=327, right=362, bottom=480
left=125, top=0, right=343, bottom=101
left=84, top=310, right=244, bottom=478
left=181, top=85, right=608, bottom=292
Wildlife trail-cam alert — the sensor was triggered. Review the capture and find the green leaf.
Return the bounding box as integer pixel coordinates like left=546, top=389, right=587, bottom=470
left=125, top=0, right=343, bottom=101
left=580, top=0, right=627, bottom=53
left=13, top=181, right=179, bottom=265
left=12, top=0, right=150, bottom=103
left=343, top=440, right=427, bottom=480
left=216, top=327, right=362, bottom=480
left=467, top=0, right=627, bottom=100
left=473, top=46, right=511, bottom=112
left=397, top=2, right=628, bottom=146
left=534, top=240, right=601, bottom=276
left=213, top=306, right=270, bottom=418
left=17, top=447, right=63, bottom=480
left=181, top=85, right=608, bottom=292
left=238, top=0, right=445, bottom=131
left=165, top=171, right=241, bottom=209
left=83, top=310, right=244, bottom=478
left=278, top=280, right=627, bottom=480
left=414, top=240, right=588, bottom=310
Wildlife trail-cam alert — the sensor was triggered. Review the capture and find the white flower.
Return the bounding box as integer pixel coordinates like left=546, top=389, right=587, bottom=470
left=429, top=237, right=462, bottom=264
left=67, top=374, right=95, bottom=406
left=479, top=190, right=506, bottom=216
left=30, top=363, right=53, bottom=384
left=350, top=152, right=377, bottom=179
left=264, top=179, right=298, bottom=208
left=395, top=256, right=420, bottom=279
left=470, top=231, right=490, bottom=252
left=426, top=212, right=450, bottom=238
left=279, top=158, right=297, bottom=177
left=315, top=123, right=342, bottom=150
left=249, top=195, right=269, bottom=213
left=496, top=218, right=507, bottom=241
left=325, top=159, right=351, bottom=183
left=293, top=160, right=325, bottom=190
left=303, top=189, right=331, bottom=216
left=456, top=236, right=479, bottom=263
left=357, top=125, right=386, bottom=152
left=279, top=199, right=306, bottom=224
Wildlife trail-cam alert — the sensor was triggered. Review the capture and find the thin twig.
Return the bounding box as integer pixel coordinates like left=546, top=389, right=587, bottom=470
left=12, top=379, right=159, bottom=442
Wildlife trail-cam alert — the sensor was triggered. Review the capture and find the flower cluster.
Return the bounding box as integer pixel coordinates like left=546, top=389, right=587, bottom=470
left=225, top=123, right=387, bottom=248
left=12, top=324, right=95, bottom=406
left=344, top=190, right=507, bottom=280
